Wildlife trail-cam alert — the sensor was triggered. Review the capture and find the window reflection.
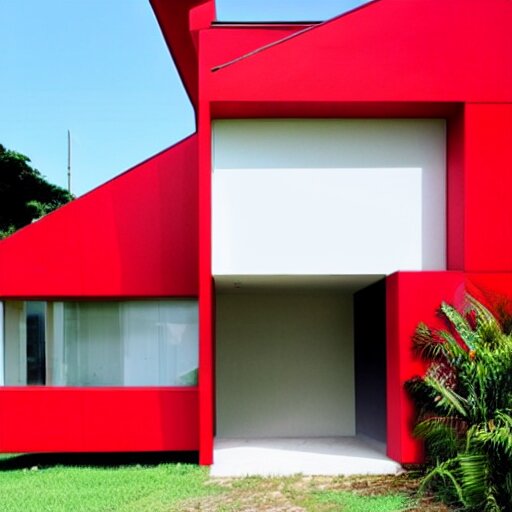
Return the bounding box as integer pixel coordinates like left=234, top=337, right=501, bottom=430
left=3, top=300, right=198, bottom=387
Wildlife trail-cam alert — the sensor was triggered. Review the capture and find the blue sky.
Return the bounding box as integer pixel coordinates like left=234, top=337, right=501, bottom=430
left=0, top=0, right=367, bottom=196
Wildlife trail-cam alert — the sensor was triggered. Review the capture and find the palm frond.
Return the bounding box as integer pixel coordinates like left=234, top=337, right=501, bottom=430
left=440, top=302, right=478, bottom=350
left=412, top=323, right=446, bottom=361
left=414, top=416, right=464, bottom=460
left=458, top=453, right=489, bottom=509
left=466, top=294, right=498, bottom=327
left=474, top=411, right=512, bottom=458
left=424, top=375, right=468, bottom=417
left=484, top=489, right=502, bottom=512
left=419, top=459, right=465, bottom=506
left=434, top=329, right=468, bottom=367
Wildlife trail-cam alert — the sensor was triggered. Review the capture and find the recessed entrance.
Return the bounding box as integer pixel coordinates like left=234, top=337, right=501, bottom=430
left=213, top=275, right=399, bottom=475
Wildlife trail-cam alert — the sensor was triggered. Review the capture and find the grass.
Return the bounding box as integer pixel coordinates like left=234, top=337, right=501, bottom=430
left=314, top=490, right=412, bottom=511
left=0, top=456, right=221, bottom=512
left=0, top=454, right=451, bottom=512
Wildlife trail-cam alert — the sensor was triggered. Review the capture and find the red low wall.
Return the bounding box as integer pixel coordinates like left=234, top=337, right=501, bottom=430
left=386, top=271, right=465, bottom=464
left=0, top=387, right=198, bottom=453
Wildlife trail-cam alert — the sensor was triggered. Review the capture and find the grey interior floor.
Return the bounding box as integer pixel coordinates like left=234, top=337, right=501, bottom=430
left=211, top=437, right=403, bottom=477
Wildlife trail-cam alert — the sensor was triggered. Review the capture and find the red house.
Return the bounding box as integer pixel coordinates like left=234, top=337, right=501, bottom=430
left=0, top=0, right=511, bottom=474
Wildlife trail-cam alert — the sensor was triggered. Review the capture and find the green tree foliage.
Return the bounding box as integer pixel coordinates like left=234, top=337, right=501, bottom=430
left=0, top=144, right=73, bottom=239
left=406, top=296, right=512, bottom=511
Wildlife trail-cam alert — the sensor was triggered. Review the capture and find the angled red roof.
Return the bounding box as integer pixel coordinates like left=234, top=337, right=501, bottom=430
left=150, top=0, right=216, bottom=107
left=150, top=0, right=315, bottom=107
left=0, top=136, right=198, bottom=298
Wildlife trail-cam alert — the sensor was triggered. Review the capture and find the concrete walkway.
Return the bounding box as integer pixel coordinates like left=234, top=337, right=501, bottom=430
left=210, top=437, right=403, bottom=477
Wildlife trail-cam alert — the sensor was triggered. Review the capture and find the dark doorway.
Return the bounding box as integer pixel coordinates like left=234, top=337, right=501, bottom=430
left=354, top=279, right=387, bottom=445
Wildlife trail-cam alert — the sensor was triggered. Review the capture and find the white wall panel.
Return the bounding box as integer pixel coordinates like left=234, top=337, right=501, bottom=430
left=212, top=119, right=446, bottom=275
left=216, top=292, right=354, bottom=437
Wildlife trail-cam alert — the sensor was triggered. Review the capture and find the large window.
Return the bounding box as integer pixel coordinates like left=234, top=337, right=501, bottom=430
left=1, top=300, right=198, bottom=387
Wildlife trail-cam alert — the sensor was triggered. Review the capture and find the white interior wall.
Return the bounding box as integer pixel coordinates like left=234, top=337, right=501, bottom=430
left=212, top=119, right=446, bottom=275
left=216, top=292, right=355, bottom=438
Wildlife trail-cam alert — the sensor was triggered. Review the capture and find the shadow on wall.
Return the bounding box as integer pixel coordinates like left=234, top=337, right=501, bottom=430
left=0, top=451, right=199, bottom=471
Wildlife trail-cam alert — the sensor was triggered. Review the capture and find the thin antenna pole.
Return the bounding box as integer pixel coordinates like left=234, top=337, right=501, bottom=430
left=67, top=130, right=71, bottom=194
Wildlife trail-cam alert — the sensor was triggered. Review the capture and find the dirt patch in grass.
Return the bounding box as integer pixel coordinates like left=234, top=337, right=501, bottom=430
left=178, top=473, right=452, bottom=512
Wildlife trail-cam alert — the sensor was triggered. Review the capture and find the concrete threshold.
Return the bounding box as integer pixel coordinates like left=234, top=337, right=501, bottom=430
left=210, top=436, right=403, bottom=477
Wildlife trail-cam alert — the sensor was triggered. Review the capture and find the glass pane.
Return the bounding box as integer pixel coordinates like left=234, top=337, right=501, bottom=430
left=3, top=299, right=198, bottom=387
left=26, top=302, right=46, bottom=385
left=122, top=301, right=199, bottom=386
left=63, top=302, right=122, bottom=386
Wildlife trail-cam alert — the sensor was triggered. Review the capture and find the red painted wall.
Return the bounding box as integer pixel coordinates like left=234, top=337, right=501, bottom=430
left=195, top=0, right=512, bottom=466
left=463, top=104, right=512, bottom=271
left=0, top=388, right=198, bottom=452
left=466, top=273, right=512, bottom=312
left=0, top=136, right=198, bottom=298
left=447, top=107, right=465, bottom=270
left=0, top=137, right=200, bottom=455
left=205, top=25, right=313, bottom=70
left=386, top=272, right=465, bottom=464
left=197, top=64, right=214, bottom=465
left=387, top=272, right=512, bottom=463
left=209, top=0, right=512, bottom=104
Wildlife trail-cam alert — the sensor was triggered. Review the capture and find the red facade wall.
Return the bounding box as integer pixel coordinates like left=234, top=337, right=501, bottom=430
left=205, top=25, right=313, bottom=70
left=0, top=136, right=198, bottom=298
left=0, top=388, right=198, bottom=452
left=192, top=0, right=512, bottom=466
left=447, top=107, right=465, bottom=270
left=0, top=136, right=200, bottom=454
left=208, top=0, right=512, bottom=105
left=386, top=272, right=465, bottom=463
left=463, top=104, right=512, bottom=271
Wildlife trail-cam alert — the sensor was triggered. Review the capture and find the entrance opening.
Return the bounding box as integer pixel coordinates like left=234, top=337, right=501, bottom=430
left=354, top=279, right=387, bottom=447
left=213, top=275, right=398, bottom=476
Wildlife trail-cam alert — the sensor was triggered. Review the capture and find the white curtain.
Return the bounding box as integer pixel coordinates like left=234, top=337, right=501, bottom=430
left=62, top=300, right=198, bottom=386
left=3, top=301, right=26, bottom=385
left=122, top=301, right=198, bottom=386
left=46, top=302, right=65, bottom=385
left=63, top=302, right=122, bottom=386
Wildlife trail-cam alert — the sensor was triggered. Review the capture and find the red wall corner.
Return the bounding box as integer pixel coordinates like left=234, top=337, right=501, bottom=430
left=386, top=271, right=465, bottom=464
left=463, top=103, right=512, bottom=272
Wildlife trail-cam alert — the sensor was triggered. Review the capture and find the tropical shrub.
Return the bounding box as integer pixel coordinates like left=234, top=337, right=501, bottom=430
left=406, top=296, right=512, bottom=511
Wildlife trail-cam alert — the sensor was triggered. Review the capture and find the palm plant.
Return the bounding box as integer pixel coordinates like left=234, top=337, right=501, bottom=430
left=406, top=296, right=512, bottom=511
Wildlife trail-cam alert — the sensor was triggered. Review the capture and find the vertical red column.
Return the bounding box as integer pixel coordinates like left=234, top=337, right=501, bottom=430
left=198, top=32, right=214, bottom=465
left=198, top=108, right=214, bottom=464
left=386, top=271, right=465, bottom=463
left=462, top=103, right=512, bottom=272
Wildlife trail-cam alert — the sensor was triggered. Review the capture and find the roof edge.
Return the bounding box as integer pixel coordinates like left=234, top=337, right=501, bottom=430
left=0, top=133, right=198, bottom=246
left=212, top=0, right=381, bottom=72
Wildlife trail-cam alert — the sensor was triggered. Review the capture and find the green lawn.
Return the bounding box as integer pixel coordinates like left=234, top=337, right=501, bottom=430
left=0, top=459, right=220, bottom=512
left=0, top=454, right=432, bottom=512
left=313, top=490, right=412, bottom=512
